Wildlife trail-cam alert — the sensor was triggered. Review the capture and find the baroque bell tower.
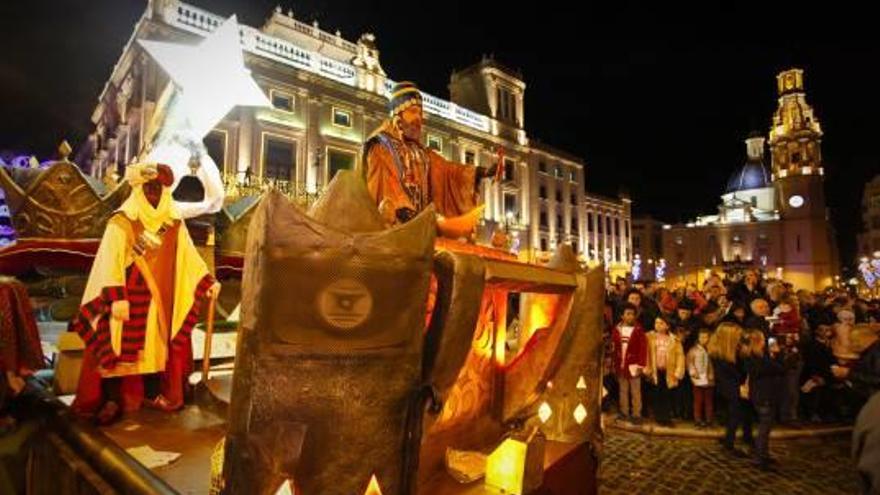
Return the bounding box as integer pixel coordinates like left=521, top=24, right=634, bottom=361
left=768, top=68, right=837, bottom=289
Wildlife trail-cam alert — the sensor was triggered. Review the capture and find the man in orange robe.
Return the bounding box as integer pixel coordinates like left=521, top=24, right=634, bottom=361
left=70, top=163, right=219, bottom=424
left=363, top=81, right=496, bottom=227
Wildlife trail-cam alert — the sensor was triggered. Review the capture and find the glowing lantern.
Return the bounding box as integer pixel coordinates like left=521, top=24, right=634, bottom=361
left=576, top=375, right=587, bottom=390
left=484, top=431, right=545, bottom=495
left=573, top=403, right=588, bottom=425
left=538, top=401, right=552, bottom=424
left=363, top=474, right=383, bottom=495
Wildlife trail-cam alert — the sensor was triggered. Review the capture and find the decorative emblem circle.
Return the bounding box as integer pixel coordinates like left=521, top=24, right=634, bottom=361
left=318, top=278, right=373, bottom=330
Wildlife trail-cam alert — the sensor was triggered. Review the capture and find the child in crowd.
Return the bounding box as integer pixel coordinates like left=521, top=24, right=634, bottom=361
left=688, top=329, right=715, bottom=427
left=612, top=304, right=648, bottom=424
left=645, top=316, right=685, bottom=426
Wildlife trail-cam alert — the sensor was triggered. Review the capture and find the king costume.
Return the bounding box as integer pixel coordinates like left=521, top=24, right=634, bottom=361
left=70, top=163, right=216, bottom=421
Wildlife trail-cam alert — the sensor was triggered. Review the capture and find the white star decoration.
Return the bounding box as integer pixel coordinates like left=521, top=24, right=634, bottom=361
left=137, top=16, right=270, bottom=218
left=139, top=15, right=270, bottom=140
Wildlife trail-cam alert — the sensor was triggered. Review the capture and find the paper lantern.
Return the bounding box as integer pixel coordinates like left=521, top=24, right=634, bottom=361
left=485, top=431, right=545, bottom=495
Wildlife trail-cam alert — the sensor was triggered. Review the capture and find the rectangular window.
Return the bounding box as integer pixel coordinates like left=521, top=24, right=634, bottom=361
left=569, top=170, right=576, bottom=182
left=427, top=134, right=443, bottom=152
left=555, top=190, right=563, bottom=203
left=570, top=194, right=577, bottom=206
left=539, top=162, right=547, bottom=173
left=587, top=213, right=594, bottom=232
left=540, top=211, right=548, bottom=228
left=263, top=136, right=296, bottom=182
left=614, top=219, right=620, bottom=237
left=327, top=148, right=356, bottom=180
left=556, top=215, right=563, bottom=230
left=203, top=130, right=226, bottom=173
left=570, top=216, right=578, bottom=232
left=606, top=217, right=612, bottom=236
left=270, top=90, right=294, bottom=112
left=597, top=216, right=603, bottom=234
left=332, top=107, right=352, bottom=128
left=503, top=192, right=517, bottom=217
left=751, top=196, right=758, bottom=207
left=504, top=157, right=515, bottom=181
left=464, top=150, right=476, bottom=165
left=633, top=236, right=641, bottom=250
left=539, top=185, right=547, bottom=199
left=540, top=238, right=548, bottom=252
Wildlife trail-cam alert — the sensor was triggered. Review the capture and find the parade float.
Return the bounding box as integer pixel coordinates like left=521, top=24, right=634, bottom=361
left=4, top=13, right=605, bottom=495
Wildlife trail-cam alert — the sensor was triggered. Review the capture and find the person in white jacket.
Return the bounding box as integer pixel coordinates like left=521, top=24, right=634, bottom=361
left=688, top=329, right=716, bottom=427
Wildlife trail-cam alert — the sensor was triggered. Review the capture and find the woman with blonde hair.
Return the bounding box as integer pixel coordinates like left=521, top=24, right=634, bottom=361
left=709, top=322, right=753, bottom=455
left=742, top=330, right=785, bottom=470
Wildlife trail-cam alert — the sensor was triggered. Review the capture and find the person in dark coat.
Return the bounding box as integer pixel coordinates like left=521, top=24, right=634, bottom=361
left=729, top=269, right=765, bottom=306
left=744, top=331, right=785, bottom=470
left=709, top=322, right=753, bottom=455
left=832, top=324, right=880, bottom=400
left=853, top=392, right=880, bottom=495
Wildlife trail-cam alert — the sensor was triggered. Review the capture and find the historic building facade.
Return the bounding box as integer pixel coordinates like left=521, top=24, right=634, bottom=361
left=858, top=174, right=880, bottom=258
left=81, top=0, right=630, bottom=270
left=662, top=69, right=838, bottom=291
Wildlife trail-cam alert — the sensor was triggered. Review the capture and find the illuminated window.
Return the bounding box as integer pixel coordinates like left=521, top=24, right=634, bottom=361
left=503, top=192, right=517, bottom=217
left=555, top=165, right=563, bottom=178
left=263, top=136, right=296, bottom=182
left=332, top=107, right=352, bottom=128
left=203, top=130, right=227, bottom=172
left=464, top=150, right=476, bottom=165
left=503, top=157, right=515, bottom=181
left=569, top=170, right=576, bottom=182
left=270, top=90, right=294, bottom=112
left=327, top=148, right=356, bottom=179
left=427, top=134, right=443, bottom=152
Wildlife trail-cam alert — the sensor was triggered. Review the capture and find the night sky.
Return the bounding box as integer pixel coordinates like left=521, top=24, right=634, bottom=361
left=1, top=1, right=877, bottom=267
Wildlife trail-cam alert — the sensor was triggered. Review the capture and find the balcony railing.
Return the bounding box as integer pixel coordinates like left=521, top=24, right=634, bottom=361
left=164, top=1, right=491, bottom=133
left=223, top=173, right=324, bottom=208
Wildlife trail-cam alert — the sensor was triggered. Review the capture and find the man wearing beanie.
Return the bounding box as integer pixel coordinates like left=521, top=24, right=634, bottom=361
left=363, top=81, right=496, bottom=227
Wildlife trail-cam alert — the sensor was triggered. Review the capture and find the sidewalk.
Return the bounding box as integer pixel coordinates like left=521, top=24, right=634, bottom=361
left=603, top=412, right=852, bottom=439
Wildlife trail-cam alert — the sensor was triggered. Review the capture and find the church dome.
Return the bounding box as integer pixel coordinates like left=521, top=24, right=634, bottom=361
left=725, top=161, right=771, bottom=193
left=726, top=134, right=771, bottom=193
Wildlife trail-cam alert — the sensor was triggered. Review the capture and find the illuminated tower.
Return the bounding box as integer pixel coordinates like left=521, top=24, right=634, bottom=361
left=768, top=69, right=837, bottom=289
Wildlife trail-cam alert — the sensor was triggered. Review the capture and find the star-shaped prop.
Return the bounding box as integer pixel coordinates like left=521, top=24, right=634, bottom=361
left=139, top=15, right=270, bottom=140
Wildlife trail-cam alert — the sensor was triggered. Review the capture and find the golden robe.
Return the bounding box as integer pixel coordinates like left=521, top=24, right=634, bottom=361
left=363, top=122, right=478, bottom=223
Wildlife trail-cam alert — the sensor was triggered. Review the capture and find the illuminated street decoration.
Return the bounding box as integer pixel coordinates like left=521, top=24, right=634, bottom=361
left=859, top=252, right=880, bottom=288
left=139, top=15, right=271, bottom=218
left=631, top=254, right=641, bottom=281
left=656, top=258, right=667, bottom=282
